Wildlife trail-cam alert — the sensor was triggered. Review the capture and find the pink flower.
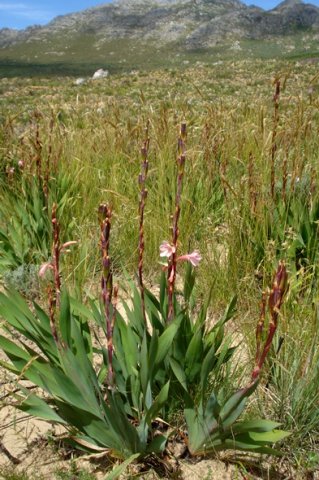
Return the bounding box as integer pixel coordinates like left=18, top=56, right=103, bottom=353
left=159, top=241, right=176, bottom=258
left=159, top=241, right=202, bottom=267
left=177, top=251, right=202, bottom=267
left=39, top=262, right=53, bottom=278
left=61, top=240, right=77, bottom=251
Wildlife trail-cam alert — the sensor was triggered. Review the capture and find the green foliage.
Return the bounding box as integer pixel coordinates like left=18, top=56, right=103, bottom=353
left=233, top=175, right=319, bottom=294
left=0, top=288, right=171, bottom=458
left=258, top=302, right=319, bottom=459
left=0, top=177, right=50, bottom=271
left=104, top=454, right=140, bottom=480
left=184, top=386, right=289, bottom=456
left=0, top=173, right=77, bottom=279
left=0, top=470, right=36, bottom=480
left=0, top=262, right=289, bottom=464
left=284, top=196, right=319, bottom=274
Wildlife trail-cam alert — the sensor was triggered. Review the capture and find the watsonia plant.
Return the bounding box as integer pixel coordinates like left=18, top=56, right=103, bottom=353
left=0, top=205, right=171, bottom=461
left=181, top=262, right=289, bottom=457
left=0, top=124, right=290, bottom=471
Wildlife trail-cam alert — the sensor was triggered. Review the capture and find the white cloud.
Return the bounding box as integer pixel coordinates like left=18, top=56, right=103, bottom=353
left=0, top=3, right=29, bottom=11
left=0, top=2, right=52, bottom=22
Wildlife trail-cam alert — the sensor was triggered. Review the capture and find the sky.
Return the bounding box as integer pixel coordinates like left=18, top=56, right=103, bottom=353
left=1, top=0, right=319, bottom=30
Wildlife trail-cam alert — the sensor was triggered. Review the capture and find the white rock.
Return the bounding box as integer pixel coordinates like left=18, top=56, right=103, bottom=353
left=74, top=77, right=86, bottom=85
left=92, top=68, right=109, bottom=80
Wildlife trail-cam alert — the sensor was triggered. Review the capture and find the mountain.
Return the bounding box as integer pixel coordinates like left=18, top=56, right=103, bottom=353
left=1, top=0, right=319, bottom=75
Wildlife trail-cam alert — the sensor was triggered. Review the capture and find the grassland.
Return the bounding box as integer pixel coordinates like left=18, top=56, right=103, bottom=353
left=0, top=58, right=319, bottom=478
left=1, top=33, right=319, bottom=77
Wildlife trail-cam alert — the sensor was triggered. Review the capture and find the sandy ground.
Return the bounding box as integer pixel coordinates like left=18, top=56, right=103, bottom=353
left=0, top=394, right=253, bottom=480
left=0, top=409, right=240, bottom=479
left=0, top=402, right=298, bottom=480
left=0, top=395, right=311, bottom=480
left=0, top=397, right=239, bottom=479
left=0, top=406, right=66, bottom=477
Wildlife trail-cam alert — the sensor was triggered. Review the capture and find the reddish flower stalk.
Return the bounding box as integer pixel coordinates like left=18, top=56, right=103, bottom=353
left=47, top=203, right=61, bottom=344
left=98, top=204, right=114, bottom=386
left=271, top=79, right=280, bottom=199
left=48, top=284, right=59, bottom=344
left=255, top=291, right=267, bottom=364
left=52, top=203, right=62, bottom=307
left=138, top=123, right=150, bottom=326
left=252, top=262, right=288, bottom=381
left=39, top=205, right=76, bottom=344
left=167, top=123, right=187, bottom=323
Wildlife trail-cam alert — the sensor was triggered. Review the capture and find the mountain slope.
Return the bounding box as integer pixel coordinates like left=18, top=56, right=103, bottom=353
left=0, top=0, right=319, bottom=75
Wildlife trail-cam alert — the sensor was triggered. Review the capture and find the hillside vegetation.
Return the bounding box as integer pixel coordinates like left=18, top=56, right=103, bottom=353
left=1, top=0, right=319, bottom=76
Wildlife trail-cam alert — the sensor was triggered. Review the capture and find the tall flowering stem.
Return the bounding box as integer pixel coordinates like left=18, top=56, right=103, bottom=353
left=252, top=261, right=288, bottom=381
left=167, top=123, right=187, bottom=323
left=52, top=204, right=62, bottom=305
left=255, top=291, right=267, bottom=364
left=48, top=203, right=61, bottom=344
left=39, top=205, right=76, bottom=344
left=98, top=204, right=114, bottom=386
left=138, top=123, right=150, bottom=326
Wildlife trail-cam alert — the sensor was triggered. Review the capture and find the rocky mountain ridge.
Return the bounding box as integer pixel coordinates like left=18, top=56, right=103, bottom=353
left=0, top=0, right=319, bottom=50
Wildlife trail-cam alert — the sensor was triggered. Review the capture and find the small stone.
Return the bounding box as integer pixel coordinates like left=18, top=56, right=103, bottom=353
left=92, top=69, right=109, bottom=80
